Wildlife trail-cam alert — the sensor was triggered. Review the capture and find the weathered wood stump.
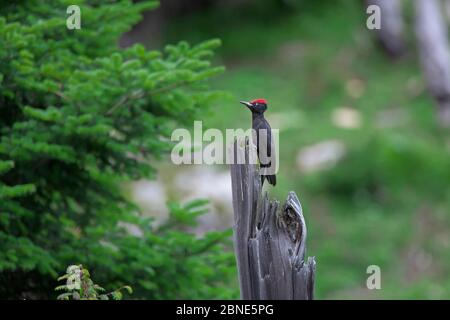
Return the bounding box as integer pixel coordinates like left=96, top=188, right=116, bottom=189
left=229, top=140, right=316, bottom=300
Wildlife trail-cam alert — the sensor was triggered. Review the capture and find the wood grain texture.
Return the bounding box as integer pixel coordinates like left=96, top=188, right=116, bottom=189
left=230, top=139, right=315, bottom=300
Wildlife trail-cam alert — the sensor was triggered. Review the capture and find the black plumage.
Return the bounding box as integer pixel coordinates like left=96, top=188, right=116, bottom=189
left=240, top=99, right=276, bottom=186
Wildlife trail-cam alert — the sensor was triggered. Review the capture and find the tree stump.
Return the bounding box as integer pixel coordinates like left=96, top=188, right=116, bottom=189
left=229, top=140, right=316, bottom=300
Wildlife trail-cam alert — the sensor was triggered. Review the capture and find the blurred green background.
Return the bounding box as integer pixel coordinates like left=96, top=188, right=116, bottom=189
left=3, top=0, right=450, bottom=300
left=130, top=0, right=450, bottom=299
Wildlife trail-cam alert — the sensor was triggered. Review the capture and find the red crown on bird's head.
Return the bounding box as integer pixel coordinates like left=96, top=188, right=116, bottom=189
left=251, top=98, right=267, bottom=105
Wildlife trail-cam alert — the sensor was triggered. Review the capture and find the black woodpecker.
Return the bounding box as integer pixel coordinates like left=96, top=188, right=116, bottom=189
left=240, top=98, right=276, bottom=186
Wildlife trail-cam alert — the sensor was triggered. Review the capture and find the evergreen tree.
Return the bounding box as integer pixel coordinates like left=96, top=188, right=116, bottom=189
left=0, top=0, right=236, bottom=299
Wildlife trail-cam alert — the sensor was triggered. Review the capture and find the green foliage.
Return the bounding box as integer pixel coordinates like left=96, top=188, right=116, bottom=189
left=55, top=265, right=132, bottom=300
left=84, top=200, right=237, bottom=300
left=0, top=0, right=237, bottom=299
left=167, top=0, right=450, bottom=299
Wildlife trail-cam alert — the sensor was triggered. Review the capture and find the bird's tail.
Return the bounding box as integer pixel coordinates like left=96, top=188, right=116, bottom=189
left=261, top=174, right=276, bottom=186
left=266, top=174, right=276, bottom=186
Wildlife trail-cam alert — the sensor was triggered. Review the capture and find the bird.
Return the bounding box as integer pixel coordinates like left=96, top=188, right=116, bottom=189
left=240, top=98, right=276, bottom=186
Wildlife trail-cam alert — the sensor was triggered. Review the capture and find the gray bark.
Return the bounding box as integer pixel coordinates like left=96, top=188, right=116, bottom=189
left=367, top=0, right=406, bottom=58
left=415, top=0, right=450, bottom=125
left=229, top=140, right=315, bottom=300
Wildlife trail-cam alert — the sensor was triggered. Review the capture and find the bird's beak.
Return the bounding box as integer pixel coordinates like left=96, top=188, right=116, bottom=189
left=240, top=101, right=253, bottom=109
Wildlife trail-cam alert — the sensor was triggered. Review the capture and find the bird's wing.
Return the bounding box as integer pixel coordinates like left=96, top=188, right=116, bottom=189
left=254, top=119, right=273, bottom=162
